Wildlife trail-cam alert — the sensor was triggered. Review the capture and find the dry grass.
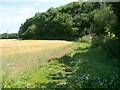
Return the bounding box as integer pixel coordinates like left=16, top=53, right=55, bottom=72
left=1, top=39, right=72, bottom=55
left=0, top=39, right=74, bottom=76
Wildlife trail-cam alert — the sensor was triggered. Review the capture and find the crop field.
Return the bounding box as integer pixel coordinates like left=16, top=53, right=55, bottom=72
left=0, top=39, right=75, bottom=87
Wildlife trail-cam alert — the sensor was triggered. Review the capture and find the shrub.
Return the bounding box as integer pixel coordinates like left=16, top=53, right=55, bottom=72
left=102, top=38, right=120, bottom=59
left=78, top=35, right=92, bottom=43
left=91, top=35, right=105, bottom=48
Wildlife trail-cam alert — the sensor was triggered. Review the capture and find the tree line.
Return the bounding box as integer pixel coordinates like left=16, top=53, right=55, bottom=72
left=19, top=2, right=102, bottom=40
left=15, top=2, right=120, bottom=58
left=19, top=2, right=119, bottom=40
left=0, top=33, right=19, bottom=39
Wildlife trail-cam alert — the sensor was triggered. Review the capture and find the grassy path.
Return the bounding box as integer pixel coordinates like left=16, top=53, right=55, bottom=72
left=1, top=39, right=76, bottom=87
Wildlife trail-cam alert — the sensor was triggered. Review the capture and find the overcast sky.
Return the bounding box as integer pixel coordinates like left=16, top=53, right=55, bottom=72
left=0, top=0, right=77, bottom=34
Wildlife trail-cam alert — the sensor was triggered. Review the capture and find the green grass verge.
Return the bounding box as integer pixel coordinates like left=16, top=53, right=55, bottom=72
left=44, top=42, right=119, bottom=88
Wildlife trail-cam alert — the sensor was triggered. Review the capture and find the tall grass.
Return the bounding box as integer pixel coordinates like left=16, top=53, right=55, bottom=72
left=2, top=64, right=48, bottom=88
left=29, top=42, right=119, bottom=88
left=1, top=39, right=74, bottom=88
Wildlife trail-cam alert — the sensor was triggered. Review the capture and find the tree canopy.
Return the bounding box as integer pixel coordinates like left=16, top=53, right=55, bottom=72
left=18, top=2, right=119, bottom=42
left=18, top=2, right=101, bottom=40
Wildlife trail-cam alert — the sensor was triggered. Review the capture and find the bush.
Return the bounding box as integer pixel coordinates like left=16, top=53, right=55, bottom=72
left=91, top=35, right=105, bottom=48
left=78, top=35, right=92, bottom=43
left=102, top=38, right=120, bottom=59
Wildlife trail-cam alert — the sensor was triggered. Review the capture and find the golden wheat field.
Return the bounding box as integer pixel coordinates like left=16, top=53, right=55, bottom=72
left=0, top=39, right=74, bottom=76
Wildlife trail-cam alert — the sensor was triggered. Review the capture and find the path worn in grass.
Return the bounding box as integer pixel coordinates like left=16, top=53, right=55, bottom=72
left=1, top=39, right=75, bottom=76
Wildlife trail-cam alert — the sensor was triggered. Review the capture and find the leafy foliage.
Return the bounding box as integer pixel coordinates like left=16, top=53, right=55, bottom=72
left=90, top=3, right=120, bottom=59
left=110, top=2, right=120, bottom=38
left=92, top=5, right=116, bottom=36
left=19, top=2, right=101, bottom=40
left=102, top=38, right=120, bottom=59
